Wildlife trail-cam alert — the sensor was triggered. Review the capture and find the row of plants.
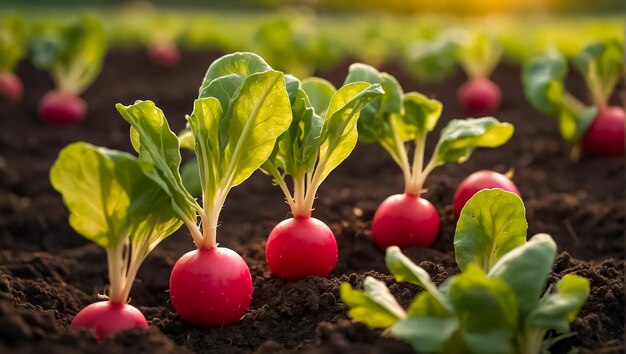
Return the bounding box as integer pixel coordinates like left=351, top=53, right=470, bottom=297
left=47, top=51, right=591, bottom=353
left=1, top=15, right=622, bottom=159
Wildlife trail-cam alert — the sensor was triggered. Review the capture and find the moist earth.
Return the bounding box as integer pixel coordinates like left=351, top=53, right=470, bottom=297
left=0, top=50, right=623, bottom=353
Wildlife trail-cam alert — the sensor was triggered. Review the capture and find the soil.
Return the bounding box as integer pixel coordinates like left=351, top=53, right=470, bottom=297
left=0, top=49, right=623, bottom=354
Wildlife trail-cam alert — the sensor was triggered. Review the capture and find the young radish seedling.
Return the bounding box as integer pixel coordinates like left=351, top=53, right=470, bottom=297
left=31, top=17, right=107, bottom=124
left=456, top=32, right=503, bottom=116
left=523, top=39, right=624, bottom=157
left=342, top=189, right=590, bottom=354
left=0, top=15, right=26, bottom=103
left=261, top=76, right=383, bottom=280
left=344, top=63, right=513, bottom=249
left=117, top=53, right=292, bottom=326
left=50, top=142, right=183, bottom=340
left=453, top=169, right=520, bottom=218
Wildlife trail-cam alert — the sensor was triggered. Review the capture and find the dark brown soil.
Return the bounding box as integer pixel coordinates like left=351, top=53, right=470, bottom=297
left=0, top=49, right=623, bottom=354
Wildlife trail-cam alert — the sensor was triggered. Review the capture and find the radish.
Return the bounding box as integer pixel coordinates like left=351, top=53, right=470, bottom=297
left=582, top=106, right=625, bottom=157
left=70, top=301, right=148, bottom=340
left=51, top=143, right=184, bottom=339
left=456, top=32, right=503, bottom=115
left=457, top=78, right=501, bottom=116
left=0, top=72, right=23, bottom=103
left=453, top=170, right=520, bottom=218
left=266, top=217, right=337, bottom=280
left=169, top=248, right=252, bottom=325
left=0, top=16, right=25, bottom=104
left=38, top=90, right=86, bottom=124
left=147, top=43, right=180, bottom=67
left=118, top=53, right=293, bottom=325
left=262, top=76, right=383, bottom=280
left=30, top=17, right=106, bottom=124
left=344, top=64, right=514, bottom=250
left=371, top=194, right=439, bottom=249
left=524, top=40, right=623, bottom=157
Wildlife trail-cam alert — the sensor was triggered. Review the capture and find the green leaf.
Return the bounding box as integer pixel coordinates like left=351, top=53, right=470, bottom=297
left=181, top=159, right=202, bottom=198
left=488, top=233, right=557, bottom=322
left=264, top=85, right=323, bottom=177
left=522, top=50, right=596, bottom=142
left=187, top=97, right=222, bottom=202
left=526, top=274, right=590, bottom=333
left=178, top=129, right=195, bottom=151
left=340, top=277, right=407, bottom=329
left=574, top=39, right=624, bottom=107
left=385, top=246, right=442, bottom=297
left=433, top=117, right=514, bottom=166
left=115, top=100, right=198, bottom=222
left=454, top=189, right=528, bottom=273
left=198, top=52, right=272, bottom=111
left=448, top=265, right=518, bottom=354
left=390, top=317, right=460, bottom=353
left=301, top=77, right=336, bottom=116
left=316, top=82, right=384, bottom=182
left=220, top=70, right=292, bottom=188
left=50, top=142, right=181, bottom=250
left=343, top=64, right=407, bottom=167
left=402, top=92, right=442, bottom=134
left=0, top=15, right=26, bottom=72
left=31, top=17, right=107, bottom=94
left=404, top=29, right=461, bottom=82
left=457, top=32, right=502, bottom=79
left=522, top=50, right=569, bottom=118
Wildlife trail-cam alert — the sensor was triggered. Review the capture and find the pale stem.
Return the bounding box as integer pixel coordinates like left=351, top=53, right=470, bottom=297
left=409, top=133, right=426, bottom=188
left=389, top=116, right=413, bottom=191
left=293, top=173, right=310, bottom=217
left=106, top=243, right=126, bottom=304
left=410, top=157, right=438, bottom=196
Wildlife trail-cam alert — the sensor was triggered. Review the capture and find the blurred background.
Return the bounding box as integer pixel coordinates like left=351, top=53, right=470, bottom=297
left=0, top=0, right=622, bottom=81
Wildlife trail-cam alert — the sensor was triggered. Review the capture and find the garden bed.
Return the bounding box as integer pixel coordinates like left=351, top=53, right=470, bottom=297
left=0, top=50, right=623, bottom=353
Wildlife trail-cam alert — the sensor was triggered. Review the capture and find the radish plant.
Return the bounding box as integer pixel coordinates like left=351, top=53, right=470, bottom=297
left=344, top=64, right=513, bottom=249
left=261, top=75, right=383, bottom=281
left=117, top=53, right=292, bottom=326
left=50, top=142, right=183, bottom=339
left=342, top=189, right=590, bottom=354
left=453, top=170, right=520, bottom=218
left=523, top=39, right=624, bottom=157
left=0, top=15, right=26, bottom=103
left=405, top=30, right=503, bottom=115
left=456, top=32, right=503, bottom=116
left=31, top=17, right=107, bottom=124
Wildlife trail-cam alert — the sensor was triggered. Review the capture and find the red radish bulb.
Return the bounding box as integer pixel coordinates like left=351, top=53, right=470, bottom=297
left=70, top=301, right=148, bottom=340
left=371, top=194, right=440, bottom=250
left=39, top=90, right=86, bottom=124
left=453, top=170, right=521, bottom=218
left=148, top=44, right=180, bottom=67
left=0, top=72, right=23, bottom=103
left=582, top=106, right=625, bottom=157
left=169, top=247, right=253, bottom=326
left=266, top=216, right=338, bottom=281
left=457, top=78, right=501, bottom=116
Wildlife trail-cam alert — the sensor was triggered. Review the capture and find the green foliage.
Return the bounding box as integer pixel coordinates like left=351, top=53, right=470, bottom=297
left=342, top=190, right=590, bottom=354
left=344, top=63, right=513, bottom=195
left=116, top=100, right=199, bottom=224
left=433, top=118, right=515, bottom=166
left=31, top=17, right=107, bottom=94
left=404, top=29, right=462, bottom=82
left=574, top=39, right=624, bottom=107
left=0, top=15, right=26, bottom=72
left=454, top=189, right=527, bottom=273
left=261, top=72, right=382, bottom=216
left=50, top=142, right=182, bottom=303
left=522, top=49, right=597, bottom=142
